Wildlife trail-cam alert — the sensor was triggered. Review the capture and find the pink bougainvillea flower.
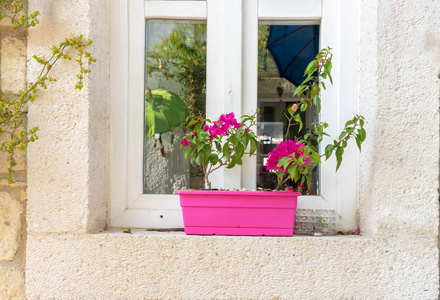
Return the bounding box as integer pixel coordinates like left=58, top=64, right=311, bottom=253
left=266, top=140, right=307, bottom=172
left=204, top=112, right=241, bottom=139
left=180, top=138, right=189, bottom=146
left=193, top=131, right=198, bottom=136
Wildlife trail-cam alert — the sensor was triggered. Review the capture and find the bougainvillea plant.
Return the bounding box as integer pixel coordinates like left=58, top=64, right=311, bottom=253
left=267, top=47, right=366, bottom=191
left=180, top=112, right=258, bottom=190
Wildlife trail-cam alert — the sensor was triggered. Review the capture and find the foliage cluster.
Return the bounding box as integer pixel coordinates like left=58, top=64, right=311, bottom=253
left=0, top=0, right=39, bottom=29
left=180, top=112, right=259, bottom=190
left=268, top=47, right=366, bottom=190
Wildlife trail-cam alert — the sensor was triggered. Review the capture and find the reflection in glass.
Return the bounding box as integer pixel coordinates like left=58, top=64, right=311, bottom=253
left=144, top=20, right=206, bottom=194
left=257, top=23, right=320, bottom=194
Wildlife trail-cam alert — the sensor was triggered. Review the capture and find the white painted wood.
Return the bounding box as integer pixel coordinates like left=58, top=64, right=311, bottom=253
left=258, top=0, right=321, bottom=20
left=241, top=0, right=258, bottom=189
left=109, top=0, right=130, bottom=225
left=319, top=0, right=340, bottom=216
left=221, top=0, right=244, bottom=189
left=145, top=1, right=207, bottom=20
left=110, top=0, right=360, bottom=230
left=127, top=0, right=147, bottom=207
left=111, top=208, right=184, bottom=229
left=336, top=0, right=360, bottom=229
left=206, top=0, right=244, bottom=190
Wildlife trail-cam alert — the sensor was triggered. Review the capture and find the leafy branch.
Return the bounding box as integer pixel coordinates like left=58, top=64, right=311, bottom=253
left=0, top=0, right=39, bottom=29
left=181, top=111, right=259, bottom=190
left=273, top=47, right=366, bottom=190
left=0, top=1, right=96, bottom=183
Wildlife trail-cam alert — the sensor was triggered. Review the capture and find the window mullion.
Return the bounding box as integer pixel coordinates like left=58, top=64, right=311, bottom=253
left=206, top=0, right=244, bottom=189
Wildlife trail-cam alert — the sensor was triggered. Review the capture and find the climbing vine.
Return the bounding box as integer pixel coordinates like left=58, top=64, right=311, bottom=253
left=0, top=1, right=95, bottom=183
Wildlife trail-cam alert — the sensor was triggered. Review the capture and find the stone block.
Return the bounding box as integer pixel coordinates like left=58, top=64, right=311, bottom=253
left=0, top=267, right=25, bottom=300
left=0, top=192, right=23, bottom=260
left=1, top=37, right=27, bottom=94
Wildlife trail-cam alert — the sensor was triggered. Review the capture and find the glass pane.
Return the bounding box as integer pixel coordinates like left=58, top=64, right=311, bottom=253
left=257, top=23, right=320, bottom=194
left=144, top=20, right=206, bottom=194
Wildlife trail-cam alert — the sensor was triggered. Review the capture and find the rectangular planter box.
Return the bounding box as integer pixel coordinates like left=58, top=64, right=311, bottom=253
left=176, top=190, right=299, bottom=236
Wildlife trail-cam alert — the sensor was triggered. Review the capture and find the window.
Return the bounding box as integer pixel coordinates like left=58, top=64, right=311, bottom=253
left=110, top=0, right=360, bottom=231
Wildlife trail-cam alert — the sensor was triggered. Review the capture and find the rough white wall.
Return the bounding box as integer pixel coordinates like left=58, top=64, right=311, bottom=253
left=26, top=0, right=108, bottom=234
left=358, top=0, right=440, bottom=240
left=25, top=232, right=438, bottom=299
left=24, top=0, right=440, bottom=299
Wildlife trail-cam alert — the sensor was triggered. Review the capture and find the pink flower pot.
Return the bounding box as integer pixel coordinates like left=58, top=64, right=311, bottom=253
left=176, top=190, right=299, bottom=236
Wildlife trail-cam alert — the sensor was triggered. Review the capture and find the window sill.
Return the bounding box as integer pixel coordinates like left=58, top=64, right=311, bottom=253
left=100, top=229, right=369, bottom=241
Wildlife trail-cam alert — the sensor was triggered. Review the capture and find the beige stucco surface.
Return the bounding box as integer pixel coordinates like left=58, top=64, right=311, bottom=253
left=25, top=232, right=438, bottom=299
left=8, top=0, right=439, bottom=299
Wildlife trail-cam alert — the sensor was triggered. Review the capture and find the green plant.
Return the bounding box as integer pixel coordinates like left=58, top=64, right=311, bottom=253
left=0, top=0, right=39, bottom=29
left=0, top=1, right=95, bottom=183
left=180, top=112, right=259, bottom=190
left=267, top=47, right=366, bottom=190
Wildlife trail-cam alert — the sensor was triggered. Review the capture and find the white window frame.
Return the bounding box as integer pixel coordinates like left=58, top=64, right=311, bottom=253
left=109, top=0, right=360, bottom=231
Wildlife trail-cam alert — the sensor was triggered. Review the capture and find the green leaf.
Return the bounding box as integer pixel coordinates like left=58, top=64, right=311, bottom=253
left=185, top=148, right=191, bottom=160
left=195, top=151, right=203, bottom=165
left=342, top=140, right=347, bottom=148
left=293, top=167, right=300, bottom=181
left=202, top=144, right=211, bottom=159
left=325, top=144, right=333, bottom=160
left=355, top=137, right=362, bottom=152
left=304, top=60, right=317, bottom=76
left=197, top=142, right=204, bottom=152
left=310, top=151, right=321, bottom=163
left=301, top=102, right=308, bottom=112
left=360, top=128, right=367, bottom=142
left=278, top=156, right=291, bottom=170
left=194, top=123, right=202, bottom=132
left=216, top=141, right=222, bottom=152
left=339, top=131, right=347, bottom=140
left=294, top=84, right=308, bottom=97
left=187, top=120, right=199, bottom=127
left=317, top=134, right=323, bottom=144
left=226, top=157, right=236, bottom=169
left=335, top=146, right=344, bottom=171
left=236, top=143, right=244, bottom=158
left=316, top=95, right=321, bottom=113
left=294, top=114, right=303, bottom=132
left=249, top=138, right=258, bottom=155
left=324, top=62, right=333, bottom=84
left=229, top=135, right=239, bottom=146
left=223, top=143, right=230, bottom=160
left=210, top=153, right=219, bottom=165
left=306, top=175, right=311, bottom=189
left=345, top=120, right=354, bottom=127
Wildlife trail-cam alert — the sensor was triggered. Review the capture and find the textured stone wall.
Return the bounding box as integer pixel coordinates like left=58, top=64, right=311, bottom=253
left=0, top=20, right=28, bottom=300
